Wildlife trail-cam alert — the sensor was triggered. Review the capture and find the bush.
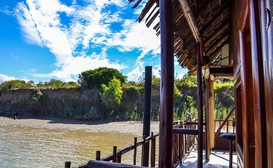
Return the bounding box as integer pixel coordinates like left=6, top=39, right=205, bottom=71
left=31, top=90, right=45, bottom=104
left=0, top=80, right=32, bottom=90
left=100, top=77, right=123, bottom=114
left=78, top=67, right=126, bottom=89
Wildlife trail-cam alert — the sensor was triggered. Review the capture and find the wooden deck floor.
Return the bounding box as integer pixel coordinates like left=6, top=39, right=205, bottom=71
left=177, top=148, right=237, bottom=168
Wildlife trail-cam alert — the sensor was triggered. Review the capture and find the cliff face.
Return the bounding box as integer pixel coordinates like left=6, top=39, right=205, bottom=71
left=0, top=89, right=103, bottom=119
left=0, top=88, right=160, bottom=120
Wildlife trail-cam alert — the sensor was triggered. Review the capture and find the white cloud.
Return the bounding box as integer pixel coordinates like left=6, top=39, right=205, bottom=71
left=14, top=0, right=159, bottom=81
left=33, top=51, right=126, bottom=82
left=0, top=74, right=17, bottom=83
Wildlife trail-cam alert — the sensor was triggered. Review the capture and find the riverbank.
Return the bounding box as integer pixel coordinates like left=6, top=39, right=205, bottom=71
left=0, top=116, right=159, bottom=136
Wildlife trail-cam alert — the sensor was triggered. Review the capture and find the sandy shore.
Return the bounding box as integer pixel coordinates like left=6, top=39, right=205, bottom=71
left=0, top=116, right=159, bottom=136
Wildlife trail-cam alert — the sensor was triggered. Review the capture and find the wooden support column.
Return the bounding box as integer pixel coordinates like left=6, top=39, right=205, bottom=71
left=249, top=0, right=267, bottom=167
left=196, top=43, right=203, bottom=168
left=205, top=74, right=215, bottom=161
left=159, top=0, right=174, bottom=167
left=142, top=66, right=152, bottom=167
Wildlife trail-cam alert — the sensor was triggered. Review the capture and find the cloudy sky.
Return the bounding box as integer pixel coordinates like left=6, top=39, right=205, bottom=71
left=0, top=0, right=187, bottom=83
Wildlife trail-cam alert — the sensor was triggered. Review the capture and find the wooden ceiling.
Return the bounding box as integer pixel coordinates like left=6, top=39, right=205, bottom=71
left=129, top=0, right=231, bottom=74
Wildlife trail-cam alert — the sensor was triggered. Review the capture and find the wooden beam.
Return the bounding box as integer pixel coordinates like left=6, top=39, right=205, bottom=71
left=196, top=43, right=203, bottom=168
left=159, top=0, right=174, bottom=167
left=178, top=0, right=200, bottom=42
left=210, top=67, right=234, bottom=76
left=173, top=128, right=199, bottom=135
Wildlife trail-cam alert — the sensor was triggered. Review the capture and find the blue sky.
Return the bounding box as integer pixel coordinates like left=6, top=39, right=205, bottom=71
left=0, top=0, right=187, bottom=83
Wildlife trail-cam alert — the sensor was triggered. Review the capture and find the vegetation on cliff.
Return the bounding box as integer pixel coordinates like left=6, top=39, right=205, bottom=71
left=0, top=67, right=234, bottom=120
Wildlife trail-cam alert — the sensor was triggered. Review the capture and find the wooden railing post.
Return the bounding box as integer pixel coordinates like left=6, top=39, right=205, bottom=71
left=113, top=146, right=117, bottom=162
left=142, top=66, right=152, bottom=167
left=117, top=153, right=121, bottom=163
left=179, top=132, right=183, bottom=161
left=151, top=132, right=156, bottom=167
left=64, top=161, right=71, bottom=168
left=133, top=137, right=137, bottom=165
left=96, top=151, right=101, bottom=160
left=141, top=137, right=146, bottom=166
left=227, top=120, right=229, bottom=133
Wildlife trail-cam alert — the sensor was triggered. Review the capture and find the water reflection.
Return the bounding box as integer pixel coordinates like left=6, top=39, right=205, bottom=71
left=0, top=125, right=141, bottom=168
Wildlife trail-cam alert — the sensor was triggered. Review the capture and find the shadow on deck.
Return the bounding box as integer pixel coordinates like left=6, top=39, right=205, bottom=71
left=177, top=148, right=237, bottom=168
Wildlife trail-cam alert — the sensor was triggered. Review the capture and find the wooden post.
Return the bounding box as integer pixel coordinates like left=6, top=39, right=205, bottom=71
left=196, top=43, right=203, bottom=168
left=96, top=151, right=101, bottom=160
left=142, top=66, right=152, bottom=167
left=64, top=161, right=71, bottom=168
left=178, top=133, right=183, bottom=161
left=113, top=146, right=117, bottom=162
left=141, top=137, right=147, bottom=166
left=227, top=120, right=229, bottom=133
left=133, top=137, right=137, bottom=165
left=151, top=132, right=156, bottom=167
left=229, top=141, right=233, bottom=168
left=205, top=75, right=215, bottom=161
left=159, top=0, right=174, bottom=167
left=117, top=154, right=122, bottom=163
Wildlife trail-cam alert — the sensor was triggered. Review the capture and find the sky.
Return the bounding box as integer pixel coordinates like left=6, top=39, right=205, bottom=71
left=0, top=0, right=187, bottom=83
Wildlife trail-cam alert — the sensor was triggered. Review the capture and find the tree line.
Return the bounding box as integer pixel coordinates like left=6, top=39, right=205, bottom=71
left=0, top=67, right=234, bottom=120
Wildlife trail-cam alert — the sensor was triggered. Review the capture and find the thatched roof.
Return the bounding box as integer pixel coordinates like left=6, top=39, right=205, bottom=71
left=129, top=0, right=231, bottom=74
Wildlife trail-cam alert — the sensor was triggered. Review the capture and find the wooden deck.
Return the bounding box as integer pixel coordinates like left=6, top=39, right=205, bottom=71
left=177, top=148, right=237, bottom=168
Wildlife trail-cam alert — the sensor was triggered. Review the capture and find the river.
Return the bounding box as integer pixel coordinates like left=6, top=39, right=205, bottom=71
left=0, top=123, right=143, bottom=168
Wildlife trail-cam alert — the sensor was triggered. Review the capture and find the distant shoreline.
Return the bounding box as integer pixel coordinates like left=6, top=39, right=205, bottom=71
left=0, top=116, right=159, bottom=136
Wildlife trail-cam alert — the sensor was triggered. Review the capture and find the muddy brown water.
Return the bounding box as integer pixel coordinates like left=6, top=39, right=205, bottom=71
left=0, top=125, right=144, bottom=168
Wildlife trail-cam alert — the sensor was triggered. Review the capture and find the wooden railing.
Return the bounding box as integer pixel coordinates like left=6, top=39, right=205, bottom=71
left=64, top=120, right=221, bottom=168
left=215, top=106, right=236, bottom=138
left=67, top=132, right=159, bottom=168
left=172, top=121, right=198, bottom=167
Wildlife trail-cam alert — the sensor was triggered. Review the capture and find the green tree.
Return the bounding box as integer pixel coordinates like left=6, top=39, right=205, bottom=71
left=101, top=77, right=123, bottom=113
left=214, top=81, right=234, bottom=118
left=78, top=67, right=126, bottom=89
left=63, top=81, right=79, bottom=88
left=0, top=80, right=32, bottom=90
left=44, top=79, right=65, bottom=89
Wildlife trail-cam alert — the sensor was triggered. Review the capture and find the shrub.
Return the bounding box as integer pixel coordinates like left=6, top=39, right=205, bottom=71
left=100, top=77, right=123, bottom=112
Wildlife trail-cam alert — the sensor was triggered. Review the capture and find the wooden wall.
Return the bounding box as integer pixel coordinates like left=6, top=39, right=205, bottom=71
left=232, top=0, right=273, bottom=167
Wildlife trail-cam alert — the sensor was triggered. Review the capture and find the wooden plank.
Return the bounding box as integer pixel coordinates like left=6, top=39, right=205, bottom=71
left=210, top=67, right=233, bottom=76
left=159, top=0, right=174, bottom=167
